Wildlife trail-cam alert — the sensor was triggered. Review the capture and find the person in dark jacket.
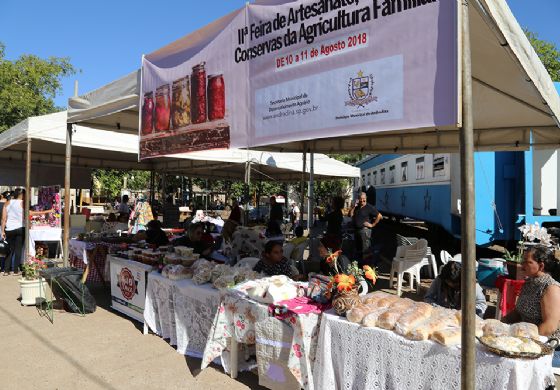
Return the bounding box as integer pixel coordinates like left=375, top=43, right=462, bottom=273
left=269, top=196, right=284, bottom=225
left=146, top=220, right=169, bottom=248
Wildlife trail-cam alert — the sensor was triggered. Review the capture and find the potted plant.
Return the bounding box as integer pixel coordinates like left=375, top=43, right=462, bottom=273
left=324, top=251, right=378, bottom=315
left=19, top=257, right=49, bottom=306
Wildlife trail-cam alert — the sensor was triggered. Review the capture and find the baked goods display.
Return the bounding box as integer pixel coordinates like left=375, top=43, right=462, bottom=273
left=509, top=322, right=539, bottom=339
left=482, top=319, right=510, bottom=337
left=341, top=293, right=548, bottom=358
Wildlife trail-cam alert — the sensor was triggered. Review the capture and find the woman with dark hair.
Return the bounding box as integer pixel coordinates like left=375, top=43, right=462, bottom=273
left=253, top=240, right=296, bottom=278
left=146, top=220, right=169, bottom=248
left=173, top=222, right=213, bottom=257
left=322, top=196, right=345, bottom=251
left=503, top=245, right=560, bottom=338
left=1, top=189, right=53, bottom=275
left=424, top=261, right=487, bottom=316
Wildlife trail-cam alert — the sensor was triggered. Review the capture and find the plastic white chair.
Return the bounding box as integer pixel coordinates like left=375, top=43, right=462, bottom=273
left=440, top=250, right=453, bottom=266
left=389, top=239, right=428, bottom=296
left=420, top=247, right=439, bottom=279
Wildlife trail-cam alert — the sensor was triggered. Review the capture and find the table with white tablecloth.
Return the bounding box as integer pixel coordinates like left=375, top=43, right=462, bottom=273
left=313, top=311, right=556, bottom=390
left=144, top=272, right=222, bottom=358
left=28, top=228, right=62, bottom=257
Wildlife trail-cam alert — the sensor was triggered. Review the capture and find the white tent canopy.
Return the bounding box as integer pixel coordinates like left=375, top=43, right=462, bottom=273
left=68, top=0, right=560, bottom=154
left=0, top=111, right=359, bottom=182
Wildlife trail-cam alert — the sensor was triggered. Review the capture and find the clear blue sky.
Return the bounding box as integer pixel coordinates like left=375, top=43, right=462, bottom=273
left=0, top=0, right=558, bottom=108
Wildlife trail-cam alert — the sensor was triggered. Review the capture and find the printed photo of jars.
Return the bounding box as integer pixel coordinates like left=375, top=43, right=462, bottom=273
left=171, top=76, right=191, bottom=129
left=141, top=91, right=154, bottom=135
left=155, top=84, right=171, bottom=132
left=208, top=73, right=225, bottom=121
left=191, top=63, right=207, bottom=124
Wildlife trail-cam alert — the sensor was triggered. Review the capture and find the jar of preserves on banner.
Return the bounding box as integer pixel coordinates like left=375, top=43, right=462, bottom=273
left=191, top=63, right=207, bottom=124
left=155, top=84, right=171, bottom=132
left=171, top=76, right=191, bottom=129
left=141, top=91, right=154, bottom=135
left=208, top=74, right=225, bottom=121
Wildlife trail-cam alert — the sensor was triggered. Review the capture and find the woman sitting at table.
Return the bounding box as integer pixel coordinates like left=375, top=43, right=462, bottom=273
left=424, top=261, right=487, bottom=317
left=172, top=222, right=212, bottom=258
left=146, top=220, right=169, bottom=248
left=253, top=240, right=297, bottom=279
left=502, top=245, right=560, bottom=339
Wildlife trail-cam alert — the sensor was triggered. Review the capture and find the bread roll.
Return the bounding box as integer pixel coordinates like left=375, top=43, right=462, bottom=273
left=346, top=305, right=368, bottom=323
left=431, top=328, right=461, bottom=346
left=362, top=307, right=389, bottom=327
left=395, top=303, right=434, bottom=336
left=510, top=322, right=539, bottom=339
left=361, top=291, right=390, bottom=306
left=388, top=298, right=415, bottom=311
left=376, top=295, right=400, bottom=308
left=483, top=319, right=510, bottom=337
left=406, top=309, right=459, bottom=341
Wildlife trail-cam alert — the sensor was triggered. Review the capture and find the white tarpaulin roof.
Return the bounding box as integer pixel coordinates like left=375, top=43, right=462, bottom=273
left=0, top=111, right=358, bottom=181
left=68, top=0, right=560, bottom=154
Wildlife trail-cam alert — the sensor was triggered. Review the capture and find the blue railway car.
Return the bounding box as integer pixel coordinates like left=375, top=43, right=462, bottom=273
left=354, top=84, right=560, bottom=246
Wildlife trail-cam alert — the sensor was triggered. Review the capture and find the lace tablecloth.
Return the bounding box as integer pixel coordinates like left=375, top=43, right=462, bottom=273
left=69, top=239, right=95, bottom=262
left=144, top=272, right=178, bottom=345
left=173, top=278, right=221, bottom=358
left=313, top=311, right=556, bottom=390
left=144, top=273, right=222, bottom=359
left=201, top=288, right=321, bottom=389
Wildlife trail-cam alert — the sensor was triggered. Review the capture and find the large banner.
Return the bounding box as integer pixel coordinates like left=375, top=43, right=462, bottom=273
left=141, top=0, right=458, bottom=159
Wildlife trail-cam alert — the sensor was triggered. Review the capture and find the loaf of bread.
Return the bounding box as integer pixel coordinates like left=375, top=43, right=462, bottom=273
left=406, top=309, right=459, bottom=340
left=362, top=307, right=390, bottom=327
left=345, top=304, right=376, bottom=323
left=361, top=291, right=391, bottom=306
left=509, top=322, right=539, bottom=339
left=483, top=319, right=510, bottom=337
left=395, top=302, right=434, bottom=336
left=431, top=328, right=461, bottom=346
left=376, top=295, right=400, bottom=308
left=388, top=298, right=415, bottom=311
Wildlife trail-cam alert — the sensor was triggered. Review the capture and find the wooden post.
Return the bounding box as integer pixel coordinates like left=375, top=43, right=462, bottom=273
left=24, top=139, right=31, bottom=259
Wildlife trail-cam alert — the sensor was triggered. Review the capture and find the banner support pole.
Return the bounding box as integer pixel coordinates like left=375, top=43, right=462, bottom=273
left=460, top=1, right=476, bottom=389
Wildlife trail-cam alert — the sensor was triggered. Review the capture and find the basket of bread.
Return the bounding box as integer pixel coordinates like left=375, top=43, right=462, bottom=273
left=477, top=320, right=558, bottom=359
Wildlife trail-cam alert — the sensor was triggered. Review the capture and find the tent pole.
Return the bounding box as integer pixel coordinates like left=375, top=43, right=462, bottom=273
left=24, top=139, right=31, bottom=259
left=460, top=1, right=476, bottom=389
left=245, top=161, right=251, bottom=225
left=63, top=123, right=72, bottom=268
left=307, top=150, right=314, bottom=231
left=301, top=149, right=307, bottom=227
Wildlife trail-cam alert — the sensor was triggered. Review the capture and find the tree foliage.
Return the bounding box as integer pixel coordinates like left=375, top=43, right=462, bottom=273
left=0, top=42, right=77, bottom=132
left=92, top=169, right=152, bottom=199
left=526, top=30, right=560, bottom=82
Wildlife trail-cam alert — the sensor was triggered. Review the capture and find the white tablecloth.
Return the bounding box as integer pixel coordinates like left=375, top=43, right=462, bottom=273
left=313, top=311, right=556, bottom=390
left=28, top=228, right=62, bottom=257
left=144, top=273, right=221, bottom=358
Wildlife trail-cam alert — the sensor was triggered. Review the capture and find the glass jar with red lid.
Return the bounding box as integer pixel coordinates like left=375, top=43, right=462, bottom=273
left=155, top=84, right=171, bottom=132
left=141, top=91, right=154, bottom=135
left=208, top=74, right=225, bottom=121
left=191, top=63, right=207, bottom=124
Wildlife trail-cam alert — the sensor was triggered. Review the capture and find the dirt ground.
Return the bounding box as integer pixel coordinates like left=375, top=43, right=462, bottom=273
left=0, top=276, right=263, bottom=390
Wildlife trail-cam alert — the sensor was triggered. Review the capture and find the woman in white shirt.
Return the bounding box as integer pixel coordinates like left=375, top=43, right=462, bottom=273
left=1, top=189, right=53, bottom=275
left=1, top=188, right=25, bottom=275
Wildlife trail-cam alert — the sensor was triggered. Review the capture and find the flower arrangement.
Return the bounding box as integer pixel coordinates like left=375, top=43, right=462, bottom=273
left=504, top=223, right=555, bottom=263
left=22, top=257, right=47, bottom=280
left=324, top=250, right=378, bottom=298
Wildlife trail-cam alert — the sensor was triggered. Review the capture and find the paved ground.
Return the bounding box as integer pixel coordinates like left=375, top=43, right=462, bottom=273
left=0, top=275, right=263, bottom=390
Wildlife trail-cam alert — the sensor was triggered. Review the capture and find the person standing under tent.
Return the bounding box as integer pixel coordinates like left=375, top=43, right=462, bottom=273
left=290, top=202, right=300, bottom=229
left=322, top=196, right=345, bottom=252
left=1, top=189, right=52, bottom=275
left=129, top=195, right=153, bottom=234
left=162, top=195, right=180, bottom=229
left=269, top=196, right=284, bottom=226
left=349, top=192, right=382, bottom=264
left=0, top=192, right=9, bottom=272
left=118, top=194, right=130, bottom=218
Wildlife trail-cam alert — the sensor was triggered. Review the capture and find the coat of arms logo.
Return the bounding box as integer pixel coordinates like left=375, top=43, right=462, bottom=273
left=346, top=70, right=377, bottom=108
